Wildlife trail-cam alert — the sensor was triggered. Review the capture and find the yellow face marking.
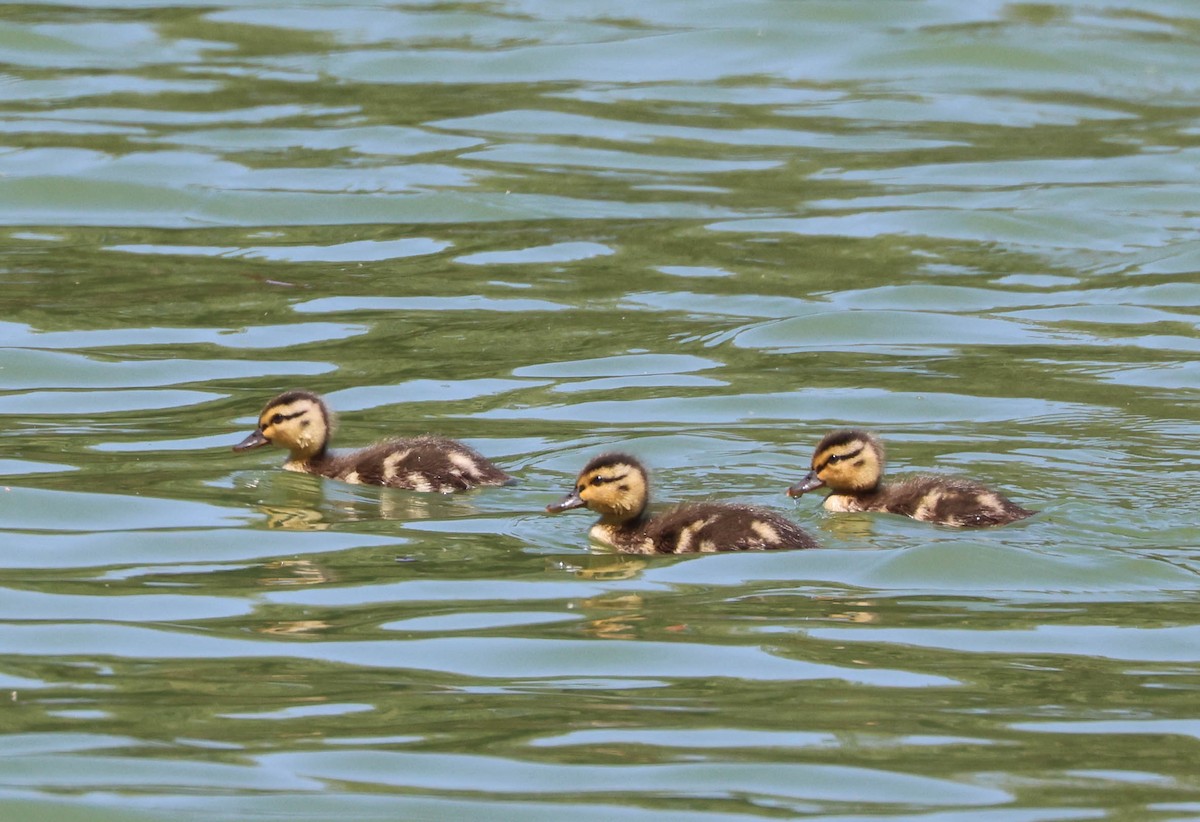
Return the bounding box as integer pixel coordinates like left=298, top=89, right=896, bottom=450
left=258, top=397, right=328, bottom=459
left=812, top=435, right=883, bottom=494
left=573, top=461, right=647, bottom=522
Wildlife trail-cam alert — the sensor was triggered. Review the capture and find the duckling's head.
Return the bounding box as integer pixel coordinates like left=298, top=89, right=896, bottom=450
left=546, top=452, right=649, bottom=523
left=788, top=429, right=884, bottom=498
left=233, top=390, right=332, bottom=461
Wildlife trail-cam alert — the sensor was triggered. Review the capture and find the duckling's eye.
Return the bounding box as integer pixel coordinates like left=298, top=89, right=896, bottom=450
left=824, top=446, right=863, bottom=466
left=269, top=413, right=284, bottom=426
left=590, top=475, right=606, bottom=487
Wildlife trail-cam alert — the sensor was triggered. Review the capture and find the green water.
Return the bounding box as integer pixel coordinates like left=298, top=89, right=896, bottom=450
left=2, top=1, right=1200, bottom=818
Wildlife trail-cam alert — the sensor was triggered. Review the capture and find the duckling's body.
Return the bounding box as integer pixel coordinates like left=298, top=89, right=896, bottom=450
left=233, top=390, right=512, bottom=493
left=548, top=452, right=817, bottom=554
left=789, top=430, right=1033, bottom=528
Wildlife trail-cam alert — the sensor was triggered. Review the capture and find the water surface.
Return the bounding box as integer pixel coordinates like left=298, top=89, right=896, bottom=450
left=2, top=1, right=1200, bottom=819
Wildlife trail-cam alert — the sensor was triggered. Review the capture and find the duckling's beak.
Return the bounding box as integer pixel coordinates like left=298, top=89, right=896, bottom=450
left=233, top=429, right=270, bottom=452
left=546, top=490, right=586, bottom=513
left=787, top=471, right=824, bottom=498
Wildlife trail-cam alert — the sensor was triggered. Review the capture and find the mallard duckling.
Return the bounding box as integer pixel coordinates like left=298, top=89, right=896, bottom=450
left=547, top=452, right=818, bottom=554
left=233, top=390, right=512, bottom=493
left=788, top=430, right=1033, bottom=527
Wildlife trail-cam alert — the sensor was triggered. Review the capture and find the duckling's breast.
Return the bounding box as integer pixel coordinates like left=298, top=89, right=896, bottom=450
left=588, top=521, right=618, bottom=548
left=283, top=459, right=314, bottom=475
left=590, top=521, right=655, bottom=553
left=822, top=494, right=868, bottom=513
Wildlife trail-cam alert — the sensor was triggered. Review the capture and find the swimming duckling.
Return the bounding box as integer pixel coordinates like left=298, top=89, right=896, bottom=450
left=233, top=390, right=512, bottom=492
left=547, top=452, right=818, bottom=554
left=788, top=430, right=1033, bottom=527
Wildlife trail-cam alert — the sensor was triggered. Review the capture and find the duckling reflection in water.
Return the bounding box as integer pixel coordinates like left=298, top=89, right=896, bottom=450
left=233, top=390, right=512, bottom=493
left=788, top=430, right=1033, bottom=528
left=548, top=452, right=818, bottom=553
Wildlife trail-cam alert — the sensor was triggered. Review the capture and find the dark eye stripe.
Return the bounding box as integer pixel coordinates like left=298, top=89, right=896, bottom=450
left=590, top=471, right=628, bottom=486
left=267, top=409, right=307, bottom=426
left=815, top=447, right=863, bottom=472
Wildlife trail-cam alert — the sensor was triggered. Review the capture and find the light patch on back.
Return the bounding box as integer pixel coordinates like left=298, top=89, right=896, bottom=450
left=977, top=492, right=1005, bottom=513
left=913, top=489, right=944, bottom=522
left=673, top=516, right=716, bottom=553
left=341, top=470, right=362, bottom=485
left=382, top=450, right=411, bottom=481
left=448, top=451, right=483, bottom=479
left=404, top=472, right=433, bottom=493
left=750, top=520, right=780, bottom=544
left=674, top=523, right=696, bottom=553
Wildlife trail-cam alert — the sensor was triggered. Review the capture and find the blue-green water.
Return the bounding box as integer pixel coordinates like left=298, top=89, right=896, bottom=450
left=2, top=1, right=1200, bottom=818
